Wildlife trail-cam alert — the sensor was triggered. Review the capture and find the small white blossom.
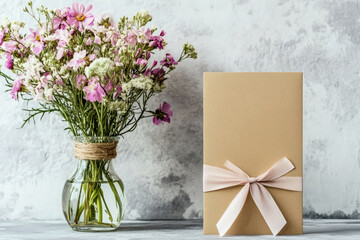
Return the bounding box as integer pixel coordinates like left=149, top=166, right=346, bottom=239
left=85, top=57, right=114, bottom=79
left=122, top=75, right=154, bottom=92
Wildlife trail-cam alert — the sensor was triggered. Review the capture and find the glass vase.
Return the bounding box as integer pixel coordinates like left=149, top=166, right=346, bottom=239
left=62, top=136, right=125, bottom=232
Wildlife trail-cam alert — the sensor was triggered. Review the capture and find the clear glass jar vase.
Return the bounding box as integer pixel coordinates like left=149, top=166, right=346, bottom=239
left=62, top=136, right=125, bottom=232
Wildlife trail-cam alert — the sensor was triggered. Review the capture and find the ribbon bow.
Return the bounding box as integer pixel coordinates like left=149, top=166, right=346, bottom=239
left=203, top=157, right=302, bottom=237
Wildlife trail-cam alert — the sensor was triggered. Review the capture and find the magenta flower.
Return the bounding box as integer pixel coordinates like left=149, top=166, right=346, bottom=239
left=67, top=3, right=95, bottom=31
left=114, top=85, right=122, bottom=98
left=144, top=68, right=151, bottom=77
left=25, top=28, right=45, bottom=55
left=0, top=28, right=8, bottom=46
left=5, top=53, right=13, bottom=69
left=10, top=78, right=23, bottom=100
left=152, top=60, right=158, bottom=68
left=160, top=53, right=178, bottom=68
left=153, top=102, right=173, bottom=125
left=151, top=67, right=165, bottom=82
left=150, top=31, right=166, bottom=50
left=83, top=78, right=106, bottom=103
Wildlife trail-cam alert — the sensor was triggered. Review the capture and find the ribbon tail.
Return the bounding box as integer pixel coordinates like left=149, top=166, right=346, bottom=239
left=216, top=183, right=250, bottom=237
left=250, top=183, right=286, bottom=236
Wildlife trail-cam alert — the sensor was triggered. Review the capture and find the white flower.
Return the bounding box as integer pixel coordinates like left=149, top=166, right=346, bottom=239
left=85, top=57, right=114, bottom=78
left=122, top=75, right=154, bottom=92
left=10, top=21, right=25, bottom=32
left=108, top=101, right=129, bottom=114
left=44, top=88, right=54, bottom=100
left=138, top=9, right=152, bottom=22
left=22, top=55, right=44, bottom=79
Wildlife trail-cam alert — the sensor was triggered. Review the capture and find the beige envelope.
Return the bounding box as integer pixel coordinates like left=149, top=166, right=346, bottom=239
left=203, top=72, right=303, bottom=235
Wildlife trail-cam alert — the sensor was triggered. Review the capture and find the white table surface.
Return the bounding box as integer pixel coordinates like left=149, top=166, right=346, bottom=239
left=0, top=219, right=359, bottom=240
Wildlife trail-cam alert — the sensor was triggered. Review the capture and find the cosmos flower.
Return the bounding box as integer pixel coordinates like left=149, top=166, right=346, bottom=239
left=67, top=3, right=95, bottom=31
left=25, top=28, right=45, bottom=55
left=153, top=101, right=173, bottom=125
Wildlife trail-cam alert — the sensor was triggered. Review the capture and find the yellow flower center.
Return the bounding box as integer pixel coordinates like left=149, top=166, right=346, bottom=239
left=35, top=35, right=41, bottom=41
left=76, top=13, right=85, bottom=21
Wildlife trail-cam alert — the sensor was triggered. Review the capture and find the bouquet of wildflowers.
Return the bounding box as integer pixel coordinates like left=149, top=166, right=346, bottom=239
left=0, top=1, right=197, bottom=231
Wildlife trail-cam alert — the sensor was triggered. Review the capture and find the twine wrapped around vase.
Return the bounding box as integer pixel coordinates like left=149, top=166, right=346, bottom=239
left=74, top=141, right=118, bottom=160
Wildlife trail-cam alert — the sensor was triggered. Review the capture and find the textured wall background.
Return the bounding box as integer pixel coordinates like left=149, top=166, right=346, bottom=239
left=0, top=0, right=360, bottom=220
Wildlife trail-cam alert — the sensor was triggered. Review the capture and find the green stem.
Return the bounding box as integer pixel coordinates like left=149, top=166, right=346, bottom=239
left=99, top=188, right=113, bottom=222
left=74, top=183, right=83, bottom=224
left=84, top=182, right=93, bottom=224
left=97, top=195, right=103, bottom=223
left=93, top=103, right=104, bottom=136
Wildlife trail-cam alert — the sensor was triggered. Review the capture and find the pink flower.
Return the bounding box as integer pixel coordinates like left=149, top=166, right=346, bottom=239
left=83, top=78, right=106, bottom=102
left=68, top=50, right=86, bottom=69
left=25, top=28, right=45, bottom=55
left=4, top=41, right=18, bottom=53
left=87, top=54, right=97, bottom=61
left=94, top=35, right=101, bottom=44
left=56, top=47, right=66, bottom=60
left=10, top=78, right=23, bottom=100
left=104, top=30, right=119, bottom=44
left=160, top=53, right=178, bottom=68
left=136, top=58, right=147, bottom=66
left=85, top=37, right=92, bottom=45
left=53, top=8, right=70, bottom=30
left=5, top=53, right=13, bottom=69
left=67, top=3, right=95, bottom=31
left=56, top=41, right=68, bottom=60
left=56, top=78, right=64, bottom=85
left=124, top=31, right=136, bottom=46
left=135, top=48, right=142, bottom=57
left=135, top=27, right=151, bottom=43
left=153, top=102, right=173, bottom=125
left=104, top=80, right=113, bottom=93
left=0, top=28, right=8, bottom=46
left=47, top=29, right=72, bottom=60
left=76, top=74, right=87, bottom=88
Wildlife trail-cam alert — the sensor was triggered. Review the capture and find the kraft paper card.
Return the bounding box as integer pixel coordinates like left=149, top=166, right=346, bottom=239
left=203, top=72, right=303, bottom=236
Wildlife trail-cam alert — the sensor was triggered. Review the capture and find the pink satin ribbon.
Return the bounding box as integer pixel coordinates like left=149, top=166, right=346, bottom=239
left=203, top=157, right=302, bottom=237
